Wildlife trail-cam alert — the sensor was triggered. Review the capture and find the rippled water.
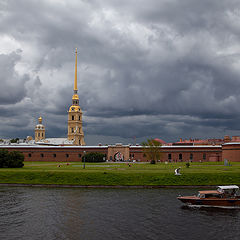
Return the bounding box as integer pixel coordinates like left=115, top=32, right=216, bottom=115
left=1, top=187, right=240, bottom=240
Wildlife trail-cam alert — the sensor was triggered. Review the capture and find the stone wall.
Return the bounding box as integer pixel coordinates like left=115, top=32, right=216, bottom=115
left=0, top=144, right=224, bottom=162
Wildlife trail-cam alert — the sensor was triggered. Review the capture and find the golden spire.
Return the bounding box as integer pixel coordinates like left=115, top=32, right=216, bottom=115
left=74, top=48, right=78, bottom=93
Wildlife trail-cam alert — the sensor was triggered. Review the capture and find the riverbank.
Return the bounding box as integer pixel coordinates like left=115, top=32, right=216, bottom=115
left=0, top=171, right=240, bottom=186
left=1, top=161, right=240, bottom=186
left=0, top=183, right=223, bottom=188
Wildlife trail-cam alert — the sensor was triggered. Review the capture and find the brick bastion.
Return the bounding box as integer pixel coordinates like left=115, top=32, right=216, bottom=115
left=222, top=142, right=240, bottom=162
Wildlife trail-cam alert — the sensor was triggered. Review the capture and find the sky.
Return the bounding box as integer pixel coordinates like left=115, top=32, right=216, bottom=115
left=1, top=0, right=240, bottom=145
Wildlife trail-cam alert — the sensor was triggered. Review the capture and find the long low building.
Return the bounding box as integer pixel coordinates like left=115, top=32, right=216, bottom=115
left=0, top=143, right=231, bottom=162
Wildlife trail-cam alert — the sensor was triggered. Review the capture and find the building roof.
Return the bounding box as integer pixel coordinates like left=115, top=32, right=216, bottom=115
left=223, top=142, right=240, bottom=145
left=154, top=138, right=167, bottom=144
left=36, top=138, right=74, bottom=145
left=0, top=145, right=108, bottom=149
left=129, top=145, right=221, bottom=149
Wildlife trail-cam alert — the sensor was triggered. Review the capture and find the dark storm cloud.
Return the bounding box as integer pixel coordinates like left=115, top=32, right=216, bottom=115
left=0, top=51, right=28, bottom=104
left=1, top=0, right=240, bottom=143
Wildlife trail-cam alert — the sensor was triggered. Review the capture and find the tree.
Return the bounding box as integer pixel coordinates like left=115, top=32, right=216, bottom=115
left=84, top=152, right=106, bottom=162
left=0, top=149, right=9, bottom=168
left=10, top=138, right=19, bottom=143
left=141, top=139, right=162, bottom=164
left=0, top=149, right=24, bottom=168
left=8, top=151, right=24, bottom=168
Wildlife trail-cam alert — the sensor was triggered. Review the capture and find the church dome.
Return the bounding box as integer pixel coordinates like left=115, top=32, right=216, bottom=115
left=35, top=116, right=45, bottom=130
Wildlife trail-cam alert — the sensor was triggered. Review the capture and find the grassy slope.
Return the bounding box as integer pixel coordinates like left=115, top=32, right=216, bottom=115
left=0, top=161, right=240, bottom=186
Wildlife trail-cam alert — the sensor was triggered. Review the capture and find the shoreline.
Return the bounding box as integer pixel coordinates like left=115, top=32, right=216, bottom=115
left=0, top=183, right=219, bottom=189
left=1, top=162, right=240, bottom=187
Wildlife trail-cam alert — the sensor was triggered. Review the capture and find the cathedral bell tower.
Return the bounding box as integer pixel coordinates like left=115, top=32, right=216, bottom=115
left=35, top=116, right=45, bottom=142
left=67, top=49, right=85, bottom=146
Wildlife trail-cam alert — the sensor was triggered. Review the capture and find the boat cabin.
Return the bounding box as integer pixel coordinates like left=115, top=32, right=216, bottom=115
left=197, top=186, right=239, bottom=199
left=217, top=185, right=239, bottom=197
left=197, top=190, right=223, bottom=199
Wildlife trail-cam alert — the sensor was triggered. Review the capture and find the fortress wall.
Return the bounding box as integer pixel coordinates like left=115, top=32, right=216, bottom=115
left=0, top=145, right=223, bottom=162
left=222, top=143, right=240, bottom=162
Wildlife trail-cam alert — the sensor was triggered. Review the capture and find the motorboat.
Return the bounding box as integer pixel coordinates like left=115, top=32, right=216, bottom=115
left=177, top=185, right=240, bottom=208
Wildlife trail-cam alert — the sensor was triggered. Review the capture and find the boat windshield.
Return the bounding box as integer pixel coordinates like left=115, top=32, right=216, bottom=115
left=197, top=193, right=205, bottom=198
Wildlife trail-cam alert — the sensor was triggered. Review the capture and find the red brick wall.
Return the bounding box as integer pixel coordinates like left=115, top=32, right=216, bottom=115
left=222, top=144, right=240, bottom=162
left=0, top=145, right=223, bottom=162
left=0, top=147, right=108, bottom=162
left=129, top=146, right=222, bottom=162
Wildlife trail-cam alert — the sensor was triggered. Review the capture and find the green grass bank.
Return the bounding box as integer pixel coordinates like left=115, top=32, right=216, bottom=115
left=0, top=161, right=240, bottom=186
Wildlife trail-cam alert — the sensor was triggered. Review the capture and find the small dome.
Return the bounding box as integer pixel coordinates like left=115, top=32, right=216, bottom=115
left=38, top=116, right=43, bottom=124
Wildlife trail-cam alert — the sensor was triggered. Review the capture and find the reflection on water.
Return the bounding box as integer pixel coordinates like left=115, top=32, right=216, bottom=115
left=0, top=187, right=240, bottom=240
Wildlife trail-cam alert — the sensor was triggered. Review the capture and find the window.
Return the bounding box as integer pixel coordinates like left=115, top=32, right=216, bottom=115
left=79, top=140, right=81, bottom=145
left=168, top=154, right=172, bottom=160
left=203, top=153, right=206, bottom=160
left=41, top=153, right=44, bottom=158
left=42, top=133, right=44, bottom=137
left=66, top=154, right=69, bottom=158
left=72, top=128, right=74, bottom=133
left=38, top=133, right=40, bottom=137
left=72, top=115, right=74, bottom=120
left=179, top=153, right=182, bottom=160
left=53, top=154, right=56, bottom=158
left=79, top=116, right=81, bottom=121
left=28, top=153, right=32, bottom=158
left=190, top=153, right=193, bottom=161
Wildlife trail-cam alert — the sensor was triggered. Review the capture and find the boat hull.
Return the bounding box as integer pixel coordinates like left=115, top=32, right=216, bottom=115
left=178, top=196, right=240, bottom=208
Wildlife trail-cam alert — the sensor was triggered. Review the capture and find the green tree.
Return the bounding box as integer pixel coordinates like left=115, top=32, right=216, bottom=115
left=10, top=138, right=19, bottom=143
left=8, top=151, right=24, bottom=168
left=141, top=139, right=162, bottom=164
left=84, top=152, right=106, bottom=162
left=0, top=149, right=24, bottom=168
left=0, top=149, right=10, bottom=168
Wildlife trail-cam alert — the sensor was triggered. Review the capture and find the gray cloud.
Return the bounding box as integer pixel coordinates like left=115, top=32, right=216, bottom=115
left=0, top=51, right=29, bottom=104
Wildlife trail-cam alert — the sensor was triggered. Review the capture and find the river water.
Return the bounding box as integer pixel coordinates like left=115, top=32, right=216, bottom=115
left=0, top=187, right=240, bottom=240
